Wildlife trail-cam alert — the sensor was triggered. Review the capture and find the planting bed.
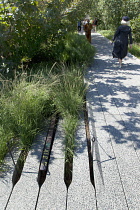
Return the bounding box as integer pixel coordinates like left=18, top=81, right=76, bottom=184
left=0, top=109, right=96, bottom=210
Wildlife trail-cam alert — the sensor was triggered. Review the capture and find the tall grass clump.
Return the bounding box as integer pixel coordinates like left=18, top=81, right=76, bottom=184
left=0, top=127, right=14, bottom=165
left=0, top=71, right=56, bottom=163
left=52, top=65, right=87, bottom=117
left=53, top=32, right=95, bottom=65
left=63, top=114, right=78, bottom=186
left=52, top=64, right=87, bottom=157
left=52, top=64, right=87, bottom=185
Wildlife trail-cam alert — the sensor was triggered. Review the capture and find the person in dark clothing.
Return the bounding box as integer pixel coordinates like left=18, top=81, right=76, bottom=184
left=77, top=21, right=82, bottom=31
left=112, top=16, right=133, bottom=68
left=92, top=18, right=98, bottom=32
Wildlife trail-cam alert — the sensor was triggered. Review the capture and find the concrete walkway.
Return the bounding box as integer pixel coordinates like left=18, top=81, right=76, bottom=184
left=1, top=32, right=140, bottom=210
left=86, top=32, right=140, bottom=210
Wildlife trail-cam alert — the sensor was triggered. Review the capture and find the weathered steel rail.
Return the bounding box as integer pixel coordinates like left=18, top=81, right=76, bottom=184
left=35, top=114, right=59, bottom=209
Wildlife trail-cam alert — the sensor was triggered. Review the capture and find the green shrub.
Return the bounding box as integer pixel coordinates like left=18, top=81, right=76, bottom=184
left=129, top=44, right=140, bottom=59
left=53, top=33, right=95, bottom=65
left=131, top=15, right=140, bottom=43
left=98, top=30, right=114, bottom=40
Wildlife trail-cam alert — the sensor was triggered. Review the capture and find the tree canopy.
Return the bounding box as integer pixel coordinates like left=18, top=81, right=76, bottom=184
left=0, top=0, right=139, bottom=73
left=89, top=0, right=140, bottom=29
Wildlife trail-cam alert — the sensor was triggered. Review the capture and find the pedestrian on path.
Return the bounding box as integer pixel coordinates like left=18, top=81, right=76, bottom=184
left=92, top=18, right=98, bottom=32
left=77, top=21, right=82, bottom=32
left=84, top=19, right=93, bottom=43
left=112, top=16, right=133, bottom=68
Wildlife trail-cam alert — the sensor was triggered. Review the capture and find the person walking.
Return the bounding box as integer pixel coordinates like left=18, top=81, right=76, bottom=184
left=112, top=16, right=133, bottom=68
left=77, top=21, right=82, bottom=32
left=92, top=18, right=98, bottom=32
left=84, top=19, right=93, bottom=43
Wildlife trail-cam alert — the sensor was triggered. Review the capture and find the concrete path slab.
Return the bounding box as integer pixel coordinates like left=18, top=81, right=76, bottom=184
left=37, top=120, right=66, bottom=210
left=5, top=128, right=48, bottom=210
left=87, top=98, right=128, bottom=210
left=67, top=119, right=96, bottom=210
left=0, top=146, right=20, bottom=210
left=86, top=33, right=140, bottom=210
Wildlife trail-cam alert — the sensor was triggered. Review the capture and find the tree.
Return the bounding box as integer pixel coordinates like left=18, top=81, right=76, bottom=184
left=89, top=0, right=140, bottom=29
left=0, top=0, right=93, bottom=72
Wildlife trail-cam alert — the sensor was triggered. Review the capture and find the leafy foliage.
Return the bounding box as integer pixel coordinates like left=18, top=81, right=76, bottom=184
left=0, top=0, right=93, bottom=74
left=131, top=14, right=140, bottom=42
left=129, top=44, right=140, bottom=58
left=53, top=33, right=95, bottom=64
left=89, top=0, right=140, bottom=30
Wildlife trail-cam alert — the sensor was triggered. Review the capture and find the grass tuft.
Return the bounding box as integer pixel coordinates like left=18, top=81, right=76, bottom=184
left=0, top=70, right=56, bottom=163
